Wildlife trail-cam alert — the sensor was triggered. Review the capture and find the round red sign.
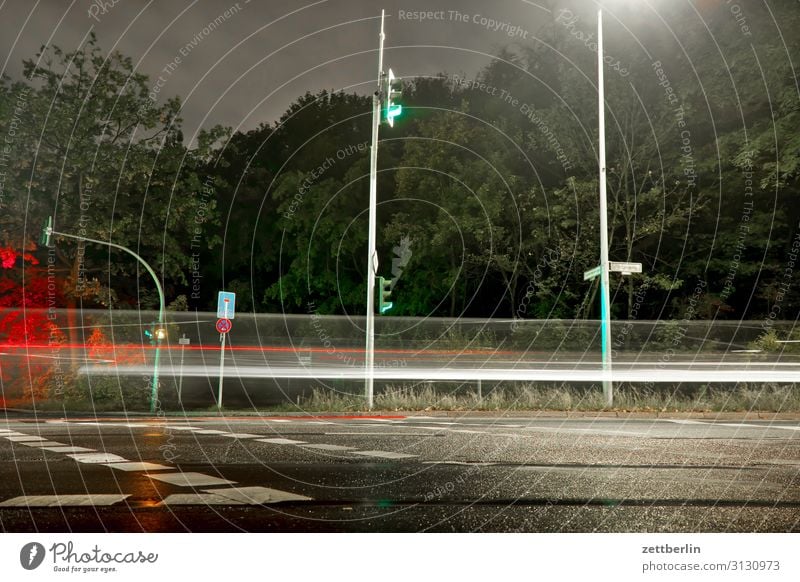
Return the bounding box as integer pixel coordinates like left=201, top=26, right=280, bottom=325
left=216, top=318, right=232, bottom=334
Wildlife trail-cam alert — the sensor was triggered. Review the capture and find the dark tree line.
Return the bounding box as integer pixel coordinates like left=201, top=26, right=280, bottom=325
left=1, top=2, right=799, bottom=323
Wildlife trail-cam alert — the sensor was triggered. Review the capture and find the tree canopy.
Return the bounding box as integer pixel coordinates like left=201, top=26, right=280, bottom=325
left=1, top=3, right=798, bottom=323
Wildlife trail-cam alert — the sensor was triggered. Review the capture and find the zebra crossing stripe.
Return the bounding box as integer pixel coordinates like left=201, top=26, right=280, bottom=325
left=0, top=494, right=130, bottom=507
left=68, top=453, right=129, bottom=464
left=256, top=438, right=307, bottom=445
left=41, top=446, right=95, bottom=453
left=19, top=441, right=64, bottom=447
left=103, top=462, right=173, bottom=472
left=5, top=436, right=48, bottom=442
left=219, top=433, right=262, bottom=439
left=158, top=493, right=246, bottom=506
left=201, top=486, right=312, bottom=504
left=158, top=486, right=313, bottom=506
left=350, top=450, right=418, bottom=459
left=146, top=472, right=236, bottom=487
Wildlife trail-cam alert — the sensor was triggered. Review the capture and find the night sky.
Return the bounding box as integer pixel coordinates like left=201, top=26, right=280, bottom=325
left=0, top=0, right=680, bottom=139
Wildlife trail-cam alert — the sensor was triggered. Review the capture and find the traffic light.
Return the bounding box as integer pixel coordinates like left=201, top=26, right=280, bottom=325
left=145, top=324, right=166, bottom=344
left=384, top=68, right=402, bottom=127
left=377, top=276, right=393, bottom=314
left=40, top=216, right=53, bottom=247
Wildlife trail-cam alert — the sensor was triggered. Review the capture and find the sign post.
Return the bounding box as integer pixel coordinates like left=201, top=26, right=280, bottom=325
left=609, top=261, right=642, bottom=275
left=584, top=265, right=602, bottom=281
left=215, top=291, right=235, bottom=410
left=177, top=334, right=190, bottom=404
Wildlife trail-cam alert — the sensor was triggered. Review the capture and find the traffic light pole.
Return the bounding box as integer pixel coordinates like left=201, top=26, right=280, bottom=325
left=44, top=223, right=166, bottom=413
left=597, top=10, right=613, bottom=407
left=365, top=9, right=385, bottom=410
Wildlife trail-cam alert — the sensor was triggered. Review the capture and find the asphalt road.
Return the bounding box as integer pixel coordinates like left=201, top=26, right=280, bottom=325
left=1, top=413, right=798, bottom=532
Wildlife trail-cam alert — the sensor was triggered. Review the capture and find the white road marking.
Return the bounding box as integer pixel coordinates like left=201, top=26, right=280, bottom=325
left=68, top=453, right=129, bottom=464
left=161, top=426, right=202, bottom=431
left=0, top=432, right=27, bottom=437
left=0, top=494, right=129, bottom=507
left=663, top=419, right=708, bottom=425
left=324, top=432, right=428, bottom=436
left=714, top=422, right=800, bottom=432
left=191, top=429, right=227, bottom=435
left=41, top=446, right=95, bottom=453
left=146, top=472, right=237, bottom=487
left=350, top=450, right=418, bottom=459
left=256, top=438, right=307, bottom=445
left=104, top=462, right=173, bottom=472
left=423, top=460, right=496, bottom=466
left=267, top=419, right=291, bottom=422
left=158, top=493, right=246, bottom=506
left=19, top=441, right=64, bottom=448
left=5, top=436, right=48, bottom=442
left=452, top=430, right=484, bottom=434
left=300, top=444, right=356, bottom=451
left=219, top=433, right=262, bottom=439
left=521, top=426, right=646, bottom=437
left=201, top=486, right=312, bottom=504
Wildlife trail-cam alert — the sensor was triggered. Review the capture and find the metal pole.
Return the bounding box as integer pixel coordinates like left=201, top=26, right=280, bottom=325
left=597, top=10, right=613, bottom=407
left=49, top=228, right=165, bottom=413
left=217, top=332, right=226, bottom=410
left=178, top=333, right=186, bottom=404
left=365, top=9, right=385, bottom=410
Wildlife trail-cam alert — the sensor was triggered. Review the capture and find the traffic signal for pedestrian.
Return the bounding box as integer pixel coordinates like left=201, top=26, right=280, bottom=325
left=145, top=324, right=166, bottom=344
left=40, top=216, right=53, bottom=247
left=377, top=276, right=393, bottom=314
left=384, top=68, right=402, bottom=127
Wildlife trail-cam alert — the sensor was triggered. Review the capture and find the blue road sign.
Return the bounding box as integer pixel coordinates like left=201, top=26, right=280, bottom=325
left=217, top=291, right=236, bottom=319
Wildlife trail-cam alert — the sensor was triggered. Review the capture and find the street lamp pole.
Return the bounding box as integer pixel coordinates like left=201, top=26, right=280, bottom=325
left=365, top=9, right=386, bottom=410
left=45, top=223, right=166, bottom=413
left=597, top=9, right=613, bottom=407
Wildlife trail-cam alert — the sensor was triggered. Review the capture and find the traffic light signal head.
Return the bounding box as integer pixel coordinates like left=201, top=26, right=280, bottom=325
left=384, top=68, right=402, bottom=127
left=40, top=216, right=53, bottom=247
left=145, top=325, right=166, bottom=344
left=378, top=276, right=393, bottom=314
